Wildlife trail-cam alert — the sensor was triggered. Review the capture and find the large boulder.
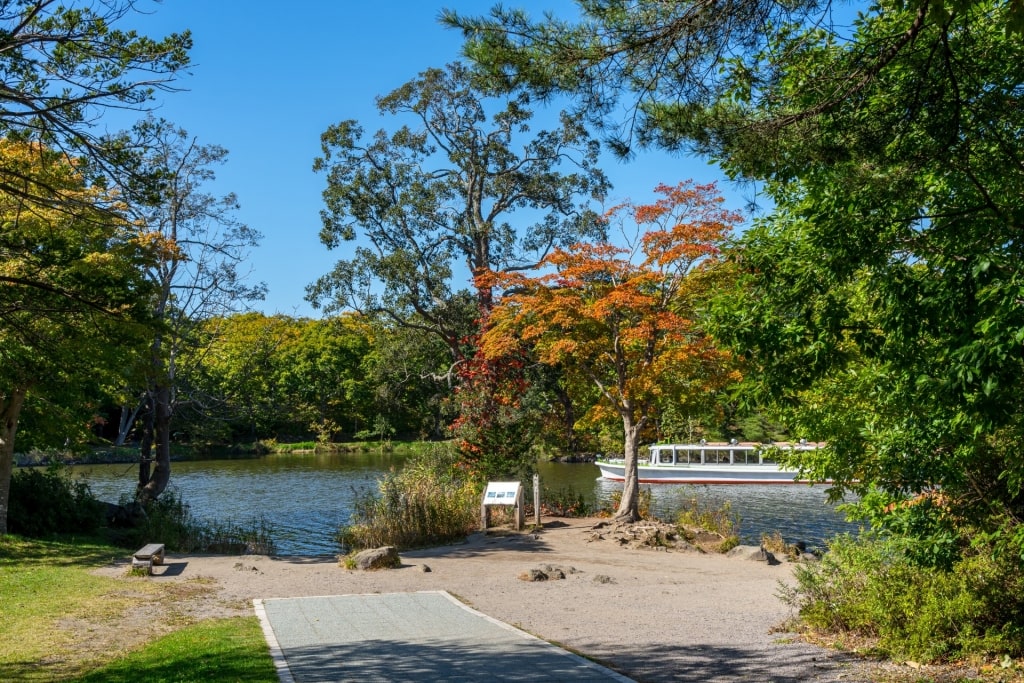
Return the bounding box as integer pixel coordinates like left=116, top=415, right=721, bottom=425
left=348, top=546, right=401, bottom=570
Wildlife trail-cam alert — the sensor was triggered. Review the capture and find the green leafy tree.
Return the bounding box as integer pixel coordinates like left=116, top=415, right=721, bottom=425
left=360, top=317, right=456, bottom=440
left=308, top=61, right=609, bottom=371
left=0, top=1, right=190, bottom=196
left=187, top=313, right=300, bottom=442
left=0, top=140, right=156, bottom=533
left=445, top=0, right=1023, bottom=157
left=277, top=316, right=375, bottom=442
left=712, top=3, right=1024, bottom=562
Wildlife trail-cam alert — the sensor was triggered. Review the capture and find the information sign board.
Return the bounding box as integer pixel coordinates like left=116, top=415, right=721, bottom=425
left=482, top=481, right=521, bottom=505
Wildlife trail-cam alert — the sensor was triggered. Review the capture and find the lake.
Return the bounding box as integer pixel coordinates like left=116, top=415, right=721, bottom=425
left=72, top=452, right=859, bottom=555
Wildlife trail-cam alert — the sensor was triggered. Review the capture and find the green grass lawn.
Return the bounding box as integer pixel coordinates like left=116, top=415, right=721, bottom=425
left=0, top=535, right=275, bottom=682
left=69, top=618, right=276, bottom=683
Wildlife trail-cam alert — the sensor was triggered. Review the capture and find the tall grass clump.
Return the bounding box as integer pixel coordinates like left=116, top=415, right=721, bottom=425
left=337, top=443, right=480, bottom=551
left=780, top=534, right=1024, bottom=662
left=539, top=485, right=595, bottom=517
left=126, top=490, right=275, bottom=555
left=675, top=495, right=741, bottom=540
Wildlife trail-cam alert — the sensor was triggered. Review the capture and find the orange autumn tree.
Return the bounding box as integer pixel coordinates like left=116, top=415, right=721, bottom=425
left=480, top=181, right=743, bottom=521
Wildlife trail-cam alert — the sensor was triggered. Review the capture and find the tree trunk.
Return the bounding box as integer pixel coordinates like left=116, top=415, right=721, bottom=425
left=115, top=396, right=145, bottom=447
left=0, top=388, right=28, bottom=535
left=138, top=384, right=171, bottom=503
left=614, top=412, right=644, bottom=522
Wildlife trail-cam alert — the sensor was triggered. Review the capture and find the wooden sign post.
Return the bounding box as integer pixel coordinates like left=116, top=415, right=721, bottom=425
left=480, top=481, right=524, bottom=531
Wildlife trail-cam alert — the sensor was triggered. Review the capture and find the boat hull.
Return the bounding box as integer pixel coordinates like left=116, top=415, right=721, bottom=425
left=595, top=461, right=811, bottom=485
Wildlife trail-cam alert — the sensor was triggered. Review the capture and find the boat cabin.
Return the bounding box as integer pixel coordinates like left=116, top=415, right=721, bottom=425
left=647, top=440, right=819, bottom=466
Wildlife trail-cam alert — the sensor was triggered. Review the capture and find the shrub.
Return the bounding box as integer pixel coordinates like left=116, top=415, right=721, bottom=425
left=676, top=496, right=740, bottom=539
left=7, top=464, right=105, bottom=537
left=337, top=443, right=480, bottom=551
left=780, top=534, right=1024, bottom=662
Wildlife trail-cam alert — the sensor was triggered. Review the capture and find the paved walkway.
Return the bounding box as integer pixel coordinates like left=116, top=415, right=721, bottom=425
left=254, top=591, right=633, bottom=682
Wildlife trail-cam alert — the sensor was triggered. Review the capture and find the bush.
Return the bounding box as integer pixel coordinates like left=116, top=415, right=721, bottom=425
left=780, top=534, right=1024, bottom=662
left=7, top=464, right=105, bottom=537
left=337, top=443, right=480, bottom=551
left=676, top=496, right=741, bottom=539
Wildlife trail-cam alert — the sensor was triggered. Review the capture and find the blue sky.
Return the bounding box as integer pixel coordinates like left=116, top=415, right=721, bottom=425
left=120, top=0, right=743, bottom=317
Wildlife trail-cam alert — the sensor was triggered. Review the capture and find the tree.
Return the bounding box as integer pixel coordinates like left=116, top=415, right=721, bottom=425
left=444, top=0, right=1023, bottom=158
left=308, top=61, right=609, bottom=372
left=708, top=2, right=1024, bottom=562
left=118, top=117, right=264, bottom=503
left=0, top=140, right=156, bottom=533
left=0, top=1, right=190, bottom=199
left=276, top=315, right=375, bottom=442
left=481, top=182, right=742, bottom=520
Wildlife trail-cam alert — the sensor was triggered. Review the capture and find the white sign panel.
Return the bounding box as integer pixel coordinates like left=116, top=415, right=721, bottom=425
left=482, top=481, right=521, bottom=506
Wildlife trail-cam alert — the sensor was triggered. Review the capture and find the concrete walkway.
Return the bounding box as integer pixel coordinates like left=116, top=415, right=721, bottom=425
left=254, top=591, right=633, bottom=682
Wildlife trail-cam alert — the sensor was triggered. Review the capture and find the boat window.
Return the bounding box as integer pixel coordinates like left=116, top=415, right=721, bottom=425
left=658, top=449, right=674, bottom=464
left=712, top=450, right=731, bottom=464
left=683, top=449, right=700, bottom=464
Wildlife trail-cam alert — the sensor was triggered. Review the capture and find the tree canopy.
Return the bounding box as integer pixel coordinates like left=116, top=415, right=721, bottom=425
left=481, top=182, right=741, bottom=520
left=0, top=139, right=157, bottom=533
left=308, top=62, right=609, bottom=369
left=0, top=1, right=191, bottom=198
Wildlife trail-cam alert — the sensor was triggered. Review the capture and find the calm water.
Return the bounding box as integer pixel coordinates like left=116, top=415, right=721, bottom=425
left=73, top=453, right=858, bottom=555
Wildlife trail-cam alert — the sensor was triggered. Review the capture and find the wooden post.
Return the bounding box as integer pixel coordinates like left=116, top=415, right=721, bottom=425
left=514, top=486, right=524, bottom=530
left=533, top=473, right=541, bottom=526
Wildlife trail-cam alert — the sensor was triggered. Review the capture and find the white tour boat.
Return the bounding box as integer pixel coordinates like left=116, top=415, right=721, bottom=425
left=595, top=440, right=826, bottom=484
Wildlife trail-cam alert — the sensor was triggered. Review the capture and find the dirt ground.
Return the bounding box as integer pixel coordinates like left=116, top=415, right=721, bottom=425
left=91, top=517, right=938, bottom=682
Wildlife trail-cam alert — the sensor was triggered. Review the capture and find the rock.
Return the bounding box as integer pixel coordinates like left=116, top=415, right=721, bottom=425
left=519, top=569, right=549, bottom=581
left=420, top=564, right=432, bottom=573
left=350, top=546, right=401, bottom=570
left=726, top=544, right=761, bottom=558
left=799, top=552, right=820, bottom=562
left=592, top=574, right=615, bottom=584
left=748, top=547, right=780, bottom=565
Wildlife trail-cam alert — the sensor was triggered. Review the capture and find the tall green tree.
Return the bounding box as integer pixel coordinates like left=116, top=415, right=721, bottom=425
left=713, top=3, right=1024, bottom=561
left=0, top=140, right=156, bottom=534
left=276, top=315, right=375, bottom=442
left=308, top=61, right=609, bottom=371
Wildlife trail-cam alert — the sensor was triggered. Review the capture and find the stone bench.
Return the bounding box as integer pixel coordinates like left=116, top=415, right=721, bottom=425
left=131, top=543, right=165, bottom=574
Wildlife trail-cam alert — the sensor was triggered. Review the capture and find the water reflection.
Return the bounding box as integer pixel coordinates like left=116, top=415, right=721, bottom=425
left=74, top=455, right=858, bottom=555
